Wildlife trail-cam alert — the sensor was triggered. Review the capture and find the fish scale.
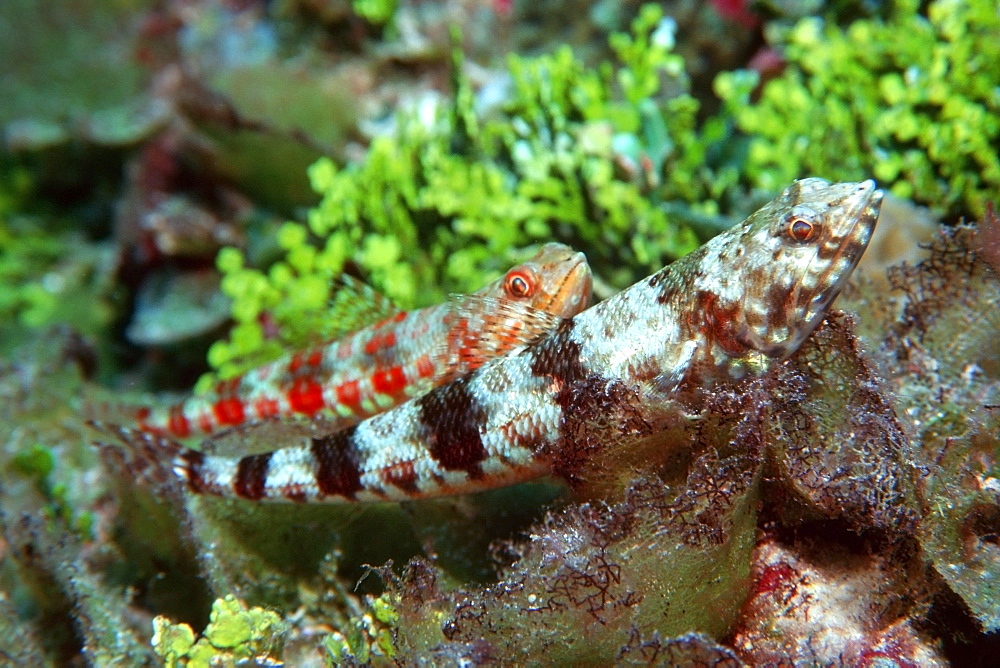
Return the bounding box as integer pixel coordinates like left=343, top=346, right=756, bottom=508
left=133, top=243, right=593, bottom=439
left=104, top=179, right=882, bottom=504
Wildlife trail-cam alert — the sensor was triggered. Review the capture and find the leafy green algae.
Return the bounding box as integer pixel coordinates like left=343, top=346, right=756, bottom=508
left=153, top=595, right=286, bottom=667
left=718, top=0, right=1000, bottom=218
left=205, top=5, right=707, bottom=381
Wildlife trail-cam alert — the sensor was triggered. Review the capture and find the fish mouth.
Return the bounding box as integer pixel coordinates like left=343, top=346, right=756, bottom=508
left=802, top=179, right=883, bottom=326
left=563, top=252, right=594, bottom=311
left=538, top=250, right=593, bottom=316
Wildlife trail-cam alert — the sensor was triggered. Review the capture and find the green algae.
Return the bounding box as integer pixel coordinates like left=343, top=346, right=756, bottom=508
left=204, top=6, right=706, bottom=381
left=718, top=0, right=1000, bottom=218
left=153, top=595, right=286, bottom=668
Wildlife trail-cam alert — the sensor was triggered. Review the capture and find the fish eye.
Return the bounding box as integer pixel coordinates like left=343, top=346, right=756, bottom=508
left=504, top=269, right=535, bottom=298
left=787, top=216, right=818, bottom=243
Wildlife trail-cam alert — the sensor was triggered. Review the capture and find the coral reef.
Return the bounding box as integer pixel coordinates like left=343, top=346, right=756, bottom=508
left=1, top=0, right=999, bottom=664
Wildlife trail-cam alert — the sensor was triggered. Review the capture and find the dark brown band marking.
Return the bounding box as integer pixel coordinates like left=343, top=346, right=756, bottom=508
left=310, top=429, right=363, bottom=499
left=528, top=317, right=600, bottom=459
left=528, top=323, right=652, bottom=483
left=416, top=375, right=487, bottom=477
left=765, top=282, right=795, bottom=332
left=178, top=449, right=207, bottom=493
left=234, top=453, right=271, bottom=500
left=529, top=319, right=587, bottom=399
left=382, top=460, right=420, bottom=496
left=693, top=290, right=751, bottom=358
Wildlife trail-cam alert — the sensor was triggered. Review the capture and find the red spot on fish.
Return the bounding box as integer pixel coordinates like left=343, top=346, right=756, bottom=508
left=373, top=311, right=407, bottom=330
left=213, top=397, right=245, bottom=426
left=364, top=333, right=382, bottom=355
left=450, top=318, right=476, bottom=362
left=214, top=377, right=240, bottom=397
left=197, top=411, right=215, bottom=434
left=254, top=398, right=280, bottom=419
left=497, top=321, right=524, bottom=350
left=289, top=379, right=325, bottom=415
left=364, top=331, right=399, bottom=355
left=372, top=366, right=407, bottom=396
left=415, top=355, right=436, bottom=379
left=136, top=406, right=153, bottom=431
left=693, top=290, right=750, bottom=358
left=336, top=380, right=361, bottom=408
left=168, top=406, right=191, bottom=438
left=288, top=352, right=305, bottom=374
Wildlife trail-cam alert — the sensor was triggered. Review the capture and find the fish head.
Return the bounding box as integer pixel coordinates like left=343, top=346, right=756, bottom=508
left=492, top=242, right=593, bottom=318
left=708, top=178, right=882, bottom=359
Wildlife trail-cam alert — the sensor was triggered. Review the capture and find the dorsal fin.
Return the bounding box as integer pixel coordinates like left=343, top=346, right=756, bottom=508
left=196, top=415, right=351, bottom=457
left=320, top=274, right=401, bottom=340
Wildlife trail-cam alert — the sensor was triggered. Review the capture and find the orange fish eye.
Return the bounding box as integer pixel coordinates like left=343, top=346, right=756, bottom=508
left=504, top=269, right=535, bottom=298
left=788, top=216, right=816, bottom=242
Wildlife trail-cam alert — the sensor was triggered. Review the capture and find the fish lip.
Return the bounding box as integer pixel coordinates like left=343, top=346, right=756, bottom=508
left=570, top=251, right=594, bottom=306
left=845, top=179, right=882, bottom=241
left=541, top=250, right=593, bottom=315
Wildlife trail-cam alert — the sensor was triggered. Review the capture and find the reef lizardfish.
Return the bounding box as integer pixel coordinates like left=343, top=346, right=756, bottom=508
left=99, top=179, right=881, bottom=504
left=132, top=243, right=592, bottom=439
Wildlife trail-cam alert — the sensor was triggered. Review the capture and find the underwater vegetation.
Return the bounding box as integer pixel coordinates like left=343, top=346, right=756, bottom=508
left=718, top=0, right=1000, bottom=218
left=205, top=4, right=711, bottom=382
left=1, top=0, right=999, bottom=664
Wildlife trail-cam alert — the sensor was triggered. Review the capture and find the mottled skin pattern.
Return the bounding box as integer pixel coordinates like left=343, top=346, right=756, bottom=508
left=134, top=243, right=592, bottom=439
left=108, top=179, right=881, bottom=504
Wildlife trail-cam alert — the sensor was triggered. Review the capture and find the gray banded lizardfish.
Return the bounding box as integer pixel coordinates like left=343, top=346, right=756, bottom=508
left=96, top=178, right=883, bottom=504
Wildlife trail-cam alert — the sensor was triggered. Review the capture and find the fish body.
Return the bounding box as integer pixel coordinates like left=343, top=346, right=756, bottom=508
left=109, top=179, right=882, bottom=503
left=134, top=243, right=592, bottom=439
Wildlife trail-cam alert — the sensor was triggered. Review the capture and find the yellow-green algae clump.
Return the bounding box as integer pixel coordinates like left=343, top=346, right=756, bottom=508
left=152, top=595, right=286, bottom=667
left=204, top=5, right=706, bottom=382
left=717, top=0, right=1000, bottom=218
